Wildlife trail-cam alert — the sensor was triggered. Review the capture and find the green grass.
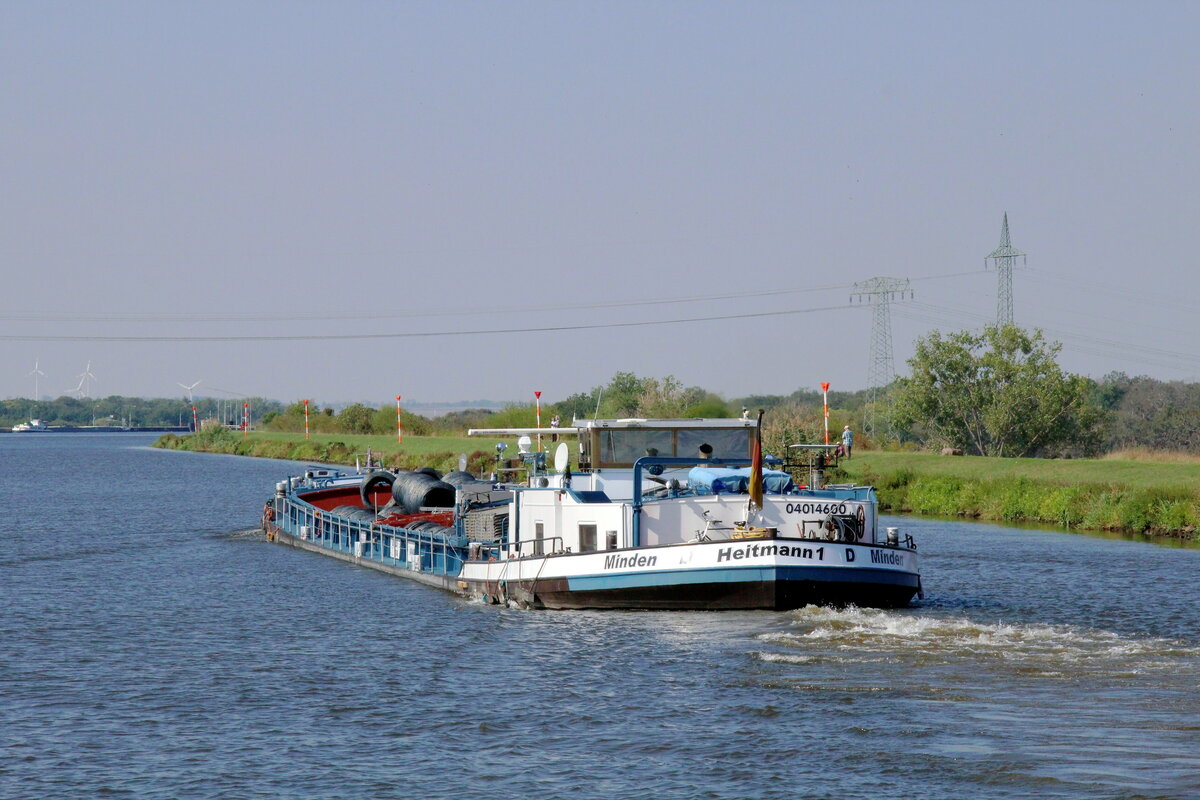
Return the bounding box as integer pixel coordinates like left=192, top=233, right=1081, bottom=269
left=249, top=431, right=481, bottom=456
left=832, top=450, right=1200, bottom=538
left=839, top=451, right=1200, bottom=491
left=154, top=429, right=494, bottom=473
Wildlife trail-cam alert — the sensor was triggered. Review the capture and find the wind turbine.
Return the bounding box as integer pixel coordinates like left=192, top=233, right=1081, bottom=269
left=178, top=380, right=202, bottom=432
left=27, top=358, right=46, bottom=401
left=176, top=380, right=202, bottom=404
left=76, top=361, right=97, bottom=398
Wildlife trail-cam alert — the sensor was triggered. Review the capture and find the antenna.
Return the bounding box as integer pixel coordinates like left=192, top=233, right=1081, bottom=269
left=851, top=277, right=914, bottom=439
left=27, top=358, right=46, bottom=402
left=985, top=212, right=1026, bottom=327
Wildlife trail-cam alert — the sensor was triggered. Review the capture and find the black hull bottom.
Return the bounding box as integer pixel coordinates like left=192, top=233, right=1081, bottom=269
left=471, top=576, right=918, bottom=611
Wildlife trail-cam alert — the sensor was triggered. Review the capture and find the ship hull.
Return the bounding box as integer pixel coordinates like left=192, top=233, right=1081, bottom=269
left=481, top=572, right=918, bottom=610
left=532, top=567, right=918, bottom=610
left=457, top=539, right=920, bottom=610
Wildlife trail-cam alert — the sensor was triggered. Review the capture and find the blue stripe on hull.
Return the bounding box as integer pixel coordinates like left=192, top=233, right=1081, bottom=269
left=537, top=564, right=918, bottom=610
left=536, top=565, right=921, bottom=609
left=568, top=564, right=919, bottom=593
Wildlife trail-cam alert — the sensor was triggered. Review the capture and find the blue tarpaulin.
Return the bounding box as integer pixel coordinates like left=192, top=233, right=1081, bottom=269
left=688, top=467, right=794, bottom=495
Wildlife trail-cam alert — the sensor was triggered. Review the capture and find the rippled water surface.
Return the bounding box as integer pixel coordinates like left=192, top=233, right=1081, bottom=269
left=2, top=435, right=1199, bottom=799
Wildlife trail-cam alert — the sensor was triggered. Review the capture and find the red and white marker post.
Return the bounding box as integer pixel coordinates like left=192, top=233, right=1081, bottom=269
left=304, top=399, right=310, bottom=440
left=243, top=402, right=249, bottom=438
left=820, top=382, right=830, bottom=445
left=396, top=395, right=403, bottom=444
left=534, top=391, right=542, bottom=450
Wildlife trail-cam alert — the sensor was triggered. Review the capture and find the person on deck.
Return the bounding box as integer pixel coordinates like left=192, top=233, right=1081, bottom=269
left=842, top=425, right=854, bottom=459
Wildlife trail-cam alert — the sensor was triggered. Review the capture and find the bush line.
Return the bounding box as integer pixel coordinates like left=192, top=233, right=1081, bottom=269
left=158, top=431, right=1199, bottom=539
left=855, top=467, right=1199, bottom=538
left=153, top=430, right=492, bottom=476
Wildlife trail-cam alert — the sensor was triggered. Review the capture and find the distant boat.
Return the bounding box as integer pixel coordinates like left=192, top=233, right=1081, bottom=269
left=7, top=421, right=189, bottom=433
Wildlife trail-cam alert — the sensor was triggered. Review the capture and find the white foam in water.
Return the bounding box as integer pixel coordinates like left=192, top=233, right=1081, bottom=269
left=756, top=605, right=1200, bottom=675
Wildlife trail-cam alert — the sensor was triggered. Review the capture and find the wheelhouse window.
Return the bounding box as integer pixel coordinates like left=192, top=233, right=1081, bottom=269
left=579, top=524, right=597, bottom=553
left=606, top=530, right=618, bottom=550
left=676, top=428, right=752, bottom=461
left=598, top=429, right=673, bottom=465
left=592, top=427, right=752, bottom=467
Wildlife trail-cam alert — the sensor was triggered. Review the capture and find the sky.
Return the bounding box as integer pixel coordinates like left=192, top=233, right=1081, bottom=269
left=3, top=1, right=1199, bottom=410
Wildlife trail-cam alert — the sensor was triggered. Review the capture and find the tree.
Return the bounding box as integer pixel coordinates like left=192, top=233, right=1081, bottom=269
left=558, top=389, right=601, bottom=421
left=761, top=406, right=822, bottom=459
left=890, top=325, right=1102, bottom=457
left=684, top=395, right=731, bottom=418
left=338, top=403, right=375, bottom=434
left=604, top=372, right=646, bottom=417
left=371, top=405, right=431, bottom=436
left=1099, top=375, right=1200, bottom=452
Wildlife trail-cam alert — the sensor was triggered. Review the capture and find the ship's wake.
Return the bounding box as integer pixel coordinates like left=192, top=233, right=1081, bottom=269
left=753, top=605, right=1200, bottom=679
left=226, top=527, right=267, bottom=539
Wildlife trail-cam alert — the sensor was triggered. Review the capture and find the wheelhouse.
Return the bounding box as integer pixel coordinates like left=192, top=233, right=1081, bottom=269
left=577, top=418, right=756, bottom=469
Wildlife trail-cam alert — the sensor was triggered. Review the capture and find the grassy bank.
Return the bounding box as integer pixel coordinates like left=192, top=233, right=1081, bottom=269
left=837, top=451, right=1200, bottom=539
left=154, top=428, right=487, bottom=474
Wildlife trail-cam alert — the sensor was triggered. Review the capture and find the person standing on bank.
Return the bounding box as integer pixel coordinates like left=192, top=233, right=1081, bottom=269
left=841, top=425, right=854, bottom=459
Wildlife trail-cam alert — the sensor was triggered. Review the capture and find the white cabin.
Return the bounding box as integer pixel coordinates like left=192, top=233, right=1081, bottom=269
left=469, top=417, right=881, bottom=558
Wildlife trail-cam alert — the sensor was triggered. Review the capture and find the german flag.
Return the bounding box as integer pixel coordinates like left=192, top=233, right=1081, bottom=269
left=748, top=409, right=764, bottom=513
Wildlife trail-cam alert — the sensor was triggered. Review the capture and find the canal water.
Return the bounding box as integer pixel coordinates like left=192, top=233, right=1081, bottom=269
left=2, top=434, right=1198, bottom=800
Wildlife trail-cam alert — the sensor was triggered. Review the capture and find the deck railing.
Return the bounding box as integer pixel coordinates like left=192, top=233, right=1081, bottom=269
left=273, top=494, right=465, bottom=576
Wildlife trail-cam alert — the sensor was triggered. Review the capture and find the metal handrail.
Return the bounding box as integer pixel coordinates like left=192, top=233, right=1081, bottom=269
left=280, top=494, right=465, bottom=575
left=475, top=535, right=564, bottom=560
left=631, top=456, right=755, bottom=547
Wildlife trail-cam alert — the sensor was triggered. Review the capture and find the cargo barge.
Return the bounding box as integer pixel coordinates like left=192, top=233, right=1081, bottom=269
left=262, top=416, right=921, bottom=610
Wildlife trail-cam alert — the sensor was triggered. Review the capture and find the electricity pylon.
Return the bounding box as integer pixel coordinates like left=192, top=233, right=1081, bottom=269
left=985, top=212, right=1026, bottom=327
left=851, top=277, right=913, bottom=439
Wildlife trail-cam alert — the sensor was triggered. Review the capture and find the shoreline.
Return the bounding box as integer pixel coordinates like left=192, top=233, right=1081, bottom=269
left=155, top=432, right=1200, bottom=542
left=152, top=429, right=487, bottom=476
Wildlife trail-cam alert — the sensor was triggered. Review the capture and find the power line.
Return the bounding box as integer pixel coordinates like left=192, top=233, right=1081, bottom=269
left=900, top=299, right=1200, bottom=367
left=908, top=270, right=983, bottom=283
left=895, top=301, right=992, bottom=327
left=0, top=271, right=991, bottom=326
left=1024, top=269, right=1198, bottom=317
left=899, top=299, right=1200, bottom=366
left=0, top=303, right=854, bottom=343
left=894, top=302, right=1200, bottom=373
left=0, top=281, right=855, bottom=324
